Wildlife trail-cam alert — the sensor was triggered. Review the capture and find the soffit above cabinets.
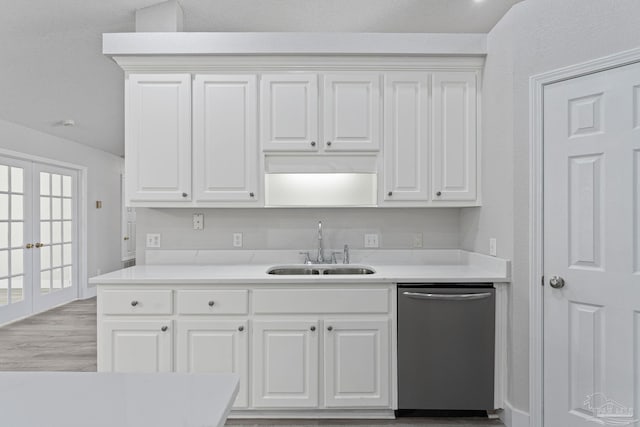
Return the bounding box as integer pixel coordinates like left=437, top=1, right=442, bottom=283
left=103, top=32, right=487, bottom=57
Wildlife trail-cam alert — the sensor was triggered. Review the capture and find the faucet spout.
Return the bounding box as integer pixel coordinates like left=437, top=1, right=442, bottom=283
left=316, top=221, right=325, bottom=263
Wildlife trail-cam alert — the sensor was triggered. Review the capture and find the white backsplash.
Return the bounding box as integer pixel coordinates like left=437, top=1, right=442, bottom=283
left=135, top=208, right=463, bottom=264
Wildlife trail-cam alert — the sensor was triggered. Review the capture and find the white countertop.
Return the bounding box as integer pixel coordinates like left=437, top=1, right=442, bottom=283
left=90, top=249, right=510, bottom=285
left=0, top=372, right=238, bottom=427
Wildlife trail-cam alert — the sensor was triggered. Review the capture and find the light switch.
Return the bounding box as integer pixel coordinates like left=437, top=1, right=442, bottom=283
left=412, top=233, right=423, bottom=248
left=233, top=233, right=243, bottom=248
left=489, top=238, right=497, bottom=257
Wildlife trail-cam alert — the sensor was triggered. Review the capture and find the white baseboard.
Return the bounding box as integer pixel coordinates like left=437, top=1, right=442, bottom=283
left=499, top=400, right=531, bottom=427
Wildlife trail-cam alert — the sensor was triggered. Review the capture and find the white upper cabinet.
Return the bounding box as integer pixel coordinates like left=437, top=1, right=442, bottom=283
left=432, top=71, right=478, bottom=202
left=323, top=74, right=380, bottom=151
left=382, top=73, right=430, bottom=203
left=193, top=75, right=259, bottom=203
left=126, top=74, right=191, bottom=202
left=261, top=74, right=319, bottom=152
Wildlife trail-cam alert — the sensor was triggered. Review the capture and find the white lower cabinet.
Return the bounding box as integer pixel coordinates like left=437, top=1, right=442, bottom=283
left=252, top=320, right=319, bottom=408
left=176, top=320, right=249, bottom=408
left=324, top=319, right=390, bottom=407
left=97, top=284, right=394, bottom=415
left=103, top=319, right=173, bottom=373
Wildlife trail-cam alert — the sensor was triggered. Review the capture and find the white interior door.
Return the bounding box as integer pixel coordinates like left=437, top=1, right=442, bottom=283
left=544, top=61, right=640, bottom=426
left=0, top=158, right=78, bottom=324
left=0, top=157, right=33, bottom=323
left=33, top=164, right=78, bottom=313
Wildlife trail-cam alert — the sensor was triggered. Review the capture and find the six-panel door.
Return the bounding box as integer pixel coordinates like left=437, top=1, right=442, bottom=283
left=176, top=319, right=249, bottom=408
left=382, top=73, right=431, bottom=203
left=323, top=74, right=381, bottom=152
left=323, top=319, right=390, bottom=407
left=252, top=320, right=319, bottom=408
left=126, top=74, right=192, bottom=202
left=260, top=74, right=319, bottom=152
left=193, top=75, right=259, bottom=203
left=102, top=320, right=173, bottom=372
left=432, top=71, right=477, bottom=202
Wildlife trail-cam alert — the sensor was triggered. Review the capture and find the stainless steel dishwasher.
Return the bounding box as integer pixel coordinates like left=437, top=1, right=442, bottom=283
left=397, top=285, right=495, bottom=412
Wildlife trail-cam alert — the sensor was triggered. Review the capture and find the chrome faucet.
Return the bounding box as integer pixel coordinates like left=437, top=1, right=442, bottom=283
left=316, top=221, right=325, bottom=264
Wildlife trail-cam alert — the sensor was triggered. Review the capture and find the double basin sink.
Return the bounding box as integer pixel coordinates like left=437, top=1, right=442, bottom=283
left=267, top=265, right=375, bottom=275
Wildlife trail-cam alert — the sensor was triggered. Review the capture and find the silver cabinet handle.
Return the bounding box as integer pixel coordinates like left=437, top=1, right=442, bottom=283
left=403, top=291, right=492, bottom=301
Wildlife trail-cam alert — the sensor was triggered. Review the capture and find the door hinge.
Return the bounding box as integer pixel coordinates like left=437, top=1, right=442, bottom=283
left=541, top=275, right=545, bottom=286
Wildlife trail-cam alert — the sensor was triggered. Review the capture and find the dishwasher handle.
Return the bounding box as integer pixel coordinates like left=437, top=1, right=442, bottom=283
left=402, top=291, right=492, bottom=301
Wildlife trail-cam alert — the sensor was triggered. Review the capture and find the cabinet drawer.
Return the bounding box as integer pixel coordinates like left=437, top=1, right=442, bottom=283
left=101, top=290, right=173, bottom=315
left=177, top=290, right=249, bottom=315
left=253, top=289, right=389, bottom=314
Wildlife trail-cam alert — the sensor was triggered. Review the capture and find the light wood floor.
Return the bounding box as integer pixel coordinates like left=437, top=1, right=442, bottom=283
left=0, top=298, right=503, bottom=427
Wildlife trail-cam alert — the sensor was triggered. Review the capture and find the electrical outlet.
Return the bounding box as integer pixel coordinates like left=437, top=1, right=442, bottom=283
left=364, top=233, right=379, bottom=248
left=193, top=213, right=204, bottom=230
left=412, top=233, right=423, bottom=248
left=233, top=233, right=243, bottom=248
left=489, top=238, right=497, bottom=257
left=146, top=233, right=161, bottom=248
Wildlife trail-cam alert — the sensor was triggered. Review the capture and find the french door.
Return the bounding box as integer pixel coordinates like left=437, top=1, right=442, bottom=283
left=0, top=157, right=78, bottom=324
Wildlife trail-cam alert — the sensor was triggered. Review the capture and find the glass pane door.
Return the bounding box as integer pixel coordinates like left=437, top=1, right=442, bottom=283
left=0, top=157, right=33, bottom=324
left=33, top=164, right=78, bottom=312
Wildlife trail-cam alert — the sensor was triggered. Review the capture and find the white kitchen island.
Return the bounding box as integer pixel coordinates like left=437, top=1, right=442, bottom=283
left=89, top=249, right=510, bottom=419
left=0, top=372, right=238, bottom=427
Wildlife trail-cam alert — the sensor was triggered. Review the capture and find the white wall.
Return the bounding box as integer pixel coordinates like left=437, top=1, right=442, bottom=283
left=0, top=118, right=123, bottom=296
left=135, top=208, right=462, bottom=265
left=460, top=0, right=640, bottom=415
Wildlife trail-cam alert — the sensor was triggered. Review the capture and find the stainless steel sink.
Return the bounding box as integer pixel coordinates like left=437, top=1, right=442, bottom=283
left=266, top=265, right=375, bottom=275
left=267, top=267, right=320, bottom=275
left=322, top=267, right=375, bottom=275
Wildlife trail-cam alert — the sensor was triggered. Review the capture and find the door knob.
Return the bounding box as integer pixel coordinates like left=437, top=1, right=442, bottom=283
left=549, top=276, right=565, bottom=289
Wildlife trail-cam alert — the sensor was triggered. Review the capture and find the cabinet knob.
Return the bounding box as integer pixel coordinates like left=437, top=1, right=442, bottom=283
left=436, top=191, right=442, bottom=197
left=326, top=141, right=332, bottom=147
left=35, top=243, right=44, bottom=248
left=208, top=300, right=215, bottom=307
left=310, top=326, right=316, bottom=332
left=25, top=243, right=34, bottom=249
left=310, top=141, right=316, bottom=147
left=161, top=326, right=168, bottom=332
left=238, top=326, right=244, bottom=332
left=123, top=236, right=129, bottom=241
left=327, top=326, right=333, bottom=331
left=131, top=300, right=139, bottom=307
left=388, top=191, right=393, bottom=196
left=182, top=192, right=188, bottom=198
left=249, top=192, right=255, bottom=198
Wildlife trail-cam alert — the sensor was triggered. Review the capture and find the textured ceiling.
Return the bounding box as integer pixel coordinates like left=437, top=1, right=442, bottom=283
left=0, top=0, right=523, bottom=157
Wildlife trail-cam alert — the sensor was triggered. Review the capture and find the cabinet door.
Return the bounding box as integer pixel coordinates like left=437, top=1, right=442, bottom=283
left=323, top=74, right=380, bottom=151
left=176, top=320, right=249, bottom=408
left=193, top=75, right=259, bottom=203
left=432, top=71, right=477, bottom=201
left=260, top=74, right=318, bottom=152
left=323, top=319, right=390, bottom=408
left=102, top=320, right=172, bottom=373
left=252, top=320, right=319, bottom=408
left=126, top=74, right=191, bottom=202
left=382, top=73, right=430, bottom=202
